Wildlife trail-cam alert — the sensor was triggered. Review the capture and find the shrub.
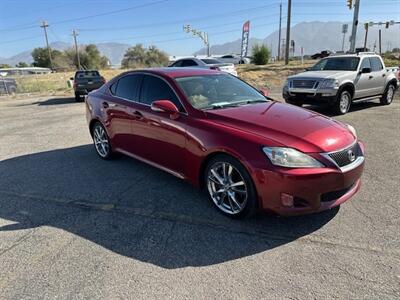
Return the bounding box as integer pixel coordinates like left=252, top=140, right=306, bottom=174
left=251, top=44, right=270, bottom=65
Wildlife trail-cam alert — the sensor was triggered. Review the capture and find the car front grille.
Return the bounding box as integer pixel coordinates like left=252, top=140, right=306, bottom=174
left=328, top=142, right=363, bottom=167
left=291, top=80, right=318, bottom=89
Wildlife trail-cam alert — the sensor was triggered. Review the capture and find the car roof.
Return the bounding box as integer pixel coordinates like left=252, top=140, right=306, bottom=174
left=127, top=67, right=224, bottom=78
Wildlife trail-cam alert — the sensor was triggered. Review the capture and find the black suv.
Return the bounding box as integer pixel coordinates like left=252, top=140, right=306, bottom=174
left=71, top=70, right=105, bottom=101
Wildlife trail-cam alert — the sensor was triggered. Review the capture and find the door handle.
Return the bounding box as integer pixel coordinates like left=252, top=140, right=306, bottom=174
left=133, top=110, right=143, bottom=119
left=369, top=75, right=373, bottom=79
left=102, top=102, right=109, bottom=109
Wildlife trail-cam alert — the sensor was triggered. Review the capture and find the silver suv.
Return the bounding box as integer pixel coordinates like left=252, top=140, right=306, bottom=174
left=283, top=53, right=398, bottom=114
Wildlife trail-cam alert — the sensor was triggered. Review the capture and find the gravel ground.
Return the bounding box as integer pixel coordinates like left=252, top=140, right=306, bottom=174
left=0, top=94, right=399, bottom=299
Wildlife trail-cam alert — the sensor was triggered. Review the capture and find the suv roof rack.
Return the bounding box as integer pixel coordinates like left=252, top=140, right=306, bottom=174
left=357, top=51, right=377, bottom=55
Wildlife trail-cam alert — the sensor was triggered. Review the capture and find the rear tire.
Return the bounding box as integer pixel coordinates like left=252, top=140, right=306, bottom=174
left=334, top=90, right=352, bottom=115
left=380, top=83, right=396, bottom=105
left=204, top=154, right=257, bottom=219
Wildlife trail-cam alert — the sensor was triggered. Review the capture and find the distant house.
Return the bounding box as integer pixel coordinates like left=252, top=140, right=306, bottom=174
left=0, top=67, right=51, bottom=76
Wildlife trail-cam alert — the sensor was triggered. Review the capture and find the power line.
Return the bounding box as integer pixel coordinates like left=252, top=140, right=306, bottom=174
left=0, top=35, right=43, bottom=45
left=0, top=0, right=170, bottom=32
left=79, top=3, right=281, bottom=32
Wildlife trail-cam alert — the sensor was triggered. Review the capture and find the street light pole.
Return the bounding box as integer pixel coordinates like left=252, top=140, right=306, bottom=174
left=285, top=0, right=292, bottom=65
left=349, top=0, right=360, bottom=53
left=72, top=30, right=81, bottom=70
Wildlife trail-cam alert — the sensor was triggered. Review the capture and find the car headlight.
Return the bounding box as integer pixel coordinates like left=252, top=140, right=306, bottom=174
left=320, top=79, right=339, bottom=89
left=263, top=147, right=324, bottom=168
left=346, top=124, right=357, bottom=138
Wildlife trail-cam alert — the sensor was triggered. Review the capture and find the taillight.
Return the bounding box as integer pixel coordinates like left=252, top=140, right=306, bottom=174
left=73, top=80, right=77, bottom=89
left=210, top=66, right=220, bottom=71
left=101, top=76, right=106, bottom=84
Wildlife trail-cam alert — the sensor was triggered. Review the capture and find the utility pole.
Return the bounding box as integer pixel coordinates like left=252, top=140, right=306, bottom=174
left=285, top=0, right=291, bottom=65
left=72, top=29, right=81, bottom=70
left=379, top=29, right=382, bottom=54
left=277, top=2, right=282, bottom=60
left=363, top=23, right=369, bottom=51
left=40, top=21, right=53, bottom=71
left=349, top=0, right=360, bottom=53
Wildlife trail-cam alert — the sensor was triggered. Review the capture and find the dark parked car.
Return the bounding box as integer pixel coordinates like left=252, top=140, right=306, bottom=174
left=169, top=57, right=237, bottom=76
left=0, top=77, right=17, bottom=95
left=311, top=50, right=332, bottom=59
left=86, top=68, right=365, bottom=218
left=71, top=70, right=105, bottom=101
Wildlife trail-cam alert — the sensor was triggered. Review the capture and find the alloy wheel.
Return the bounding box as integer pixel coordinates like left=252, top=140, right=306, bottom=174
left=93, top=125, right=110, bottom=158
left=207, top=162, right=248, bottom=215
left=339, top=92, right=350, bottom=114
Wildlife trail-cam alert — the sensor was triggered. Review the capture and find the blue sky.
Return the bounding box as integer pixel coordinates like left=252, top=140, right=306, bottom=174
left=0, top=0, right=399, bottom=58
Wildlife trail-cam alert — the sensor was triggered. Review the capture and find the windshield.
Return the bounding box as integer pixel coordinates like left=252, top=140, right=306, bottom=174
left=309, top=57, right=360, bottom=71
left=175, top=74, right=267, bottom=110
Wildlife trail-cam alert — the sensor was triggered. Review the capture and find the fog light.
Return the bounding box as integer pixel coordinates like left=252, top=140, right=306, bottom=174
left=281, top=193, right=294, bottom=207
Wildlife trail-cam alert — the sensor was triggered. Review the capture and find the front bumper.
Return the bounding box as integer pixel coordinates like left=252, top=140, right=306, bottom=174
left=283, top=86, right=338, bottom=105
left=252, top=142, right=365, bottom=216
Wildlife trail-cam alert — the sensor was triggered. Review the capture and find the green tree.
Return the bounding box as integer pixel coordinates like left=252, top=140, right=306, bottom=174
left=15, top=62, right=29, bottom=68
left=0, top=64, right=11, bottom=69
left=122, top=44, right=169, bottom=68
left=31, top=47, right=69, bottom=70
left=251, top=44, right=271, bottom=65
left=80, top=44, right=109, bottom=69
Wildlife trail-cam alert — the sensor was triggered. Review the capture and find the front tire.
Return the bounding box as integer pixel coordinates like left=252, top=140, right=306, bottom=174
left=92, top=122, right=114, bottom=160
left=334, top=90, right=352, bottom=115
left=204, top=154, right=257, bottom=219
left=380, top=84, right=396, bottom=105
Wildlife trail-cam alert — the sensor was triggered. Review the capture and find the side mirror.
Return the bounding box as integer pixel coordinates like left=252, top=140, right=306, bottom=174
left=70, top=77, right=74, bottom=80
left=151, top=100, right=179, bottom=115
left=360, top=67, right=371, bottom=74
left=304, top=67, right=310, bottom=71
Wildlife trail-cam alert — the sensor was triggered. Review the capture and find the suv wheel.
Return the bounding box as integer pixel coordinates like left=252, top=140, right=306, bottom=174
left=204, top=154, right=257, bottom=219
left=334, top=90, right=352, bottom=115
left=380, top=84, right=395, bottom=105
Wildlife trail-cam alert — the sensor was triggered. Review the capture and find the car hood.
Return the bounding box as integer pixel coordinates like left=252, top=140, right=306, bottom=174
left=289, top=70, right=354, bottom=80
left=205, top=102, right=355, bottom=153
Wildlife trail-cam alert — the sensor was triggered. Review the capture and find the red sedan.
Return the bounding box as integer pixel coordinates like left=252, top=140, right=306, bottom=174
left=86, top=68, right=365, bottom=218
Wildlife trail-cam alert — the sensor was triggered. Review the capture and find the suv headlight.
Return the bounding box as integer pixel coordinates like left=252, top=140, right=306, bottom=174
left=320, top=79, right=339, bottom=89
left=263, top=147, right=324, bottom=168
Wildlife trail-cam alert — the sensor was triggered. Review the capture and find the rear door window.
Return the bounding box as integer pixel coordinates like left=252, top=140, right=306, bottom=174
left=114, top=74, right=142, bottom=101
left=139, top=75, right=184, bottom=111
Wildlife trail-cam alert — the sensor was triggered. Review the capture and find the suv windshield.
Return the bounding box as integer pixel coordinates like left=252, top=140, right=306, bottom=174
left=309, top=57, right=360, bottom=71
left=175, top=74, right=267, bottom=110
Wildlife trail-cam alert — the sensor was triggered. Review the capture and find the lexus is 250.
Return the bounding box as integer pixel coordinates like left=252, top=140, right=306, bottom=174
left=85, top=68, right=365, bottom=218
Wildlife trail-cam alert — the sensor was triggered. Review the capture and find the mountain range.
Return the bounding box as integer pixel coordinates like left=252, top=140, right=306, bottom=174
left=1, top=21, right=399, bottom=66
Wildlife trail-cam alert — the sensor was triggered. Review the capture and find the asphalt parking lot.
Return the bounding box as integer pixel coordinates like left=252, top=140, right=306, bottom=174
left=0, top=95, right=399, bottom=299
